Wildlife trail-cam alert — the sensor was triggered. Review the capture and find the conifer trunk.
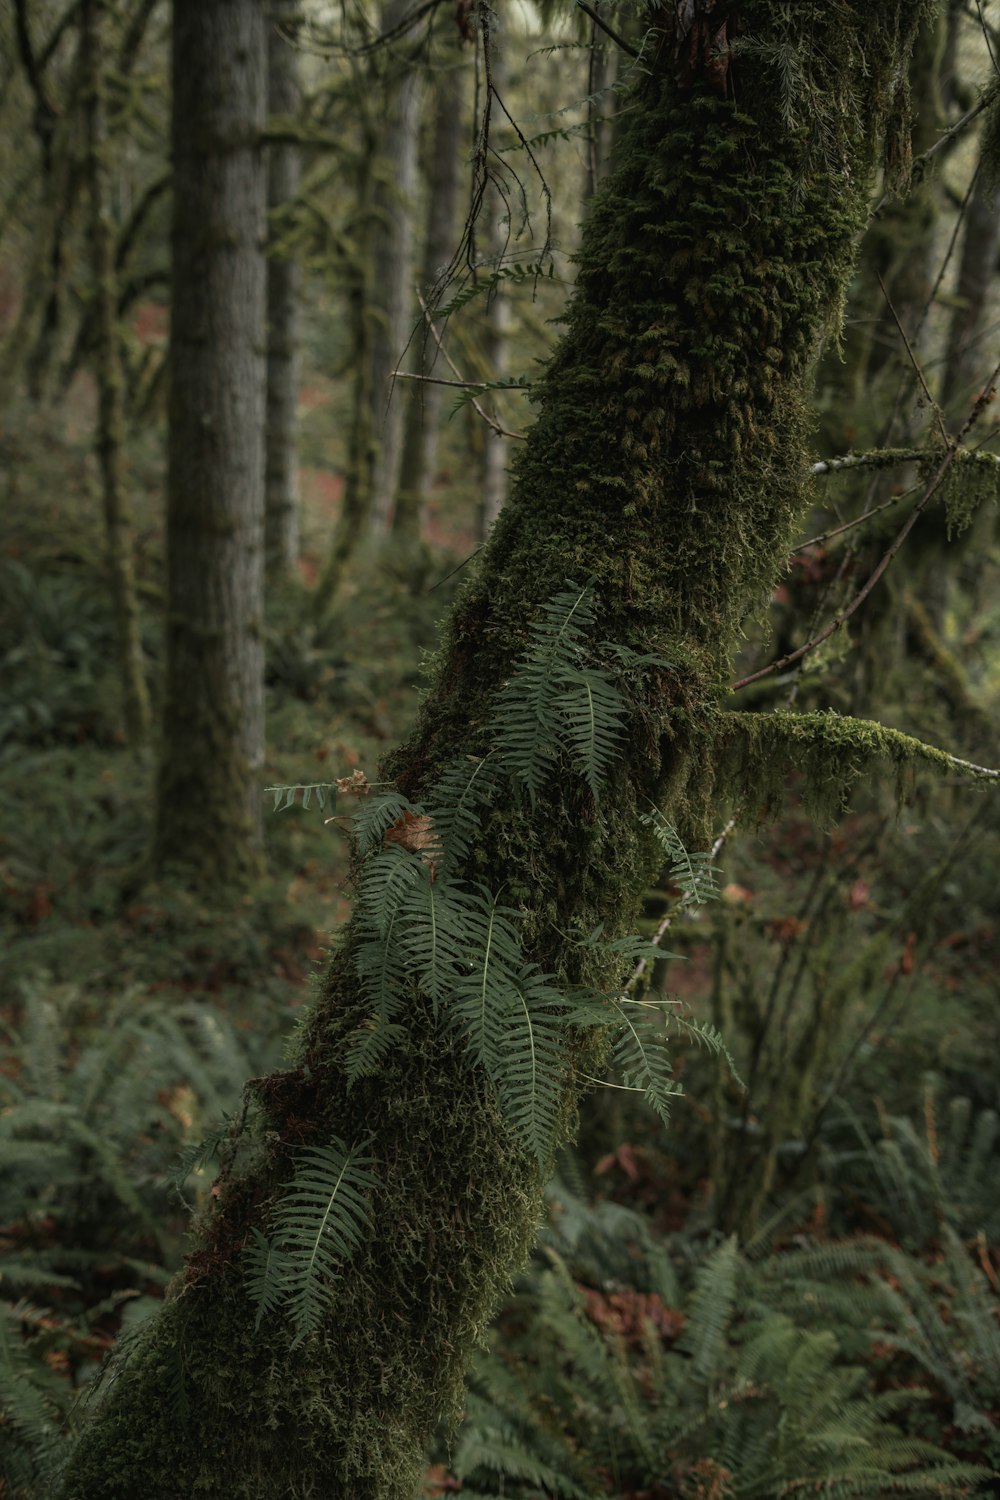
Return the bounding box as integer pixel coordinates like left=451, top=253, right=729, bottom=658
left=265, top=0, right=302, bottom=578
left=81, top=0, right=152, bottom=745
left=151, top=0, right=267, bottom=889
left=61, top=5, right=928, bottom=1496
left=393, top=60, right=466, bottom=549
left=367, top=0, right=423, bottom=534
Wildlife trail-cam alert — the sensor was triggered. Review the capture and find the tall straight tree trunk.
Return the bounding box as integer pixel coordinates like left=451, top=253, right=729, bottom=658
left=61, top=5, right=926, bottom=1496
left=265, top=0, right=301, bottom=578
left=478, top=35, right=510, bottom=541
left=393, top=58, right=466, bottom=549
left=80, top=0, right=151, bottom=744
left=151, top=0, right=267, bottom=890
left=367, top=0, right=423, bottom=534
left=941, top=153, right=1000, bottom=417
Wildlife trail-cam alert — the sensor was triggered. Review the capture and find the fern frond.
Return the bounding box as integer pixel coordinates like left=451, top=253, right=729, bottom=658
left=167, top=1115, right=234, bottom=1189
left=243, top=1228, right=288, bottom=1331
left=353, top=790, right=422, bottom=857
left=610, top=1001, right=684, bottom=1127
left=396, top=872, right=478, bottom=1013
left=678, top=1234, right=740, bottom=1380
left=494, top=969, right=567, bottom=1166
left=246, top=1140, right=378, bottom=1344
left=555, top=665, right=627, bottom=801
left=493, top=582, right=598, bottom=804
left=427, top=754, right=503, bottom=874
left=447, top=888, right=525, bottom=1073
left=639, top=807, right=720, bottom=906
left=265, top=782, right=337, bottom=813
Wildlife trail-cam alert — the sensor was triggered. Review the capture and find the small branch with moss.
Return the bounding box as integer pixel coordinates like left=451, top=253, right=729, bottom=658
left=734, top=446, right=959, bottom=691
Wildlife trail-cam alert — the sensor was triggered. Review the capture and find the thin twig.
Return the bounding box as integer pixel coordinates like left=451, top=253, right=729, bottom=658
left=792, top=488, right=917, bottom=553
left=731, top=446, right=960, bottom=692
left=416, top=289, right=525, bottom=440
left=575, top=0, right=640, bottom=58
left=392, top=372, right=525, bottom=391
left=876, top=271, right=950, bottom=448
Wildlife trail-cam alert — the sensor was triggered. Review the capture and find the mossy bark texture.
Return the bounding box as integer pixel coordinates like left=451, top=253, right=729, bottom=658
left=151, top=0, right=267, bottom=889
left=61, top=4, right=929, bottom=1496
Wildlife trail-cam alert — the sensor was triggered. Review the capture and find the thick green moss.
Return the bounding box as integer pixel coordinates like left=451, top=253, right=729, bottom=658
left=60, top=5, right=933, bottom=1497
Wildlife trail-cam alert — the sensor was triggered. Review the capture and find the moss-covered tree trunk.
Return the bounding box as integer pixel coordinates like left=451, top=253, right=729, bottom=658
left=61, top=4, right=928, bottom=1496
left=151, top=0, right=267, bottom=889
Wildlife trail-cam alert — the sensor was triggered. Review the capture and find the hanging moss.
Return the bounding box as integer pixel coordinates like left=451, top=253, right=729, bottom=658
left=716, top=707, right=995, bottom=825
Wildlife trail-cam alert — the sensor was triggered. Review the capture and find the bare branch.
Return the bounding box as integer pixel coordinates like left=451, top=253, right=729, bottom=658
left=575, top=1, right=639, bottom=59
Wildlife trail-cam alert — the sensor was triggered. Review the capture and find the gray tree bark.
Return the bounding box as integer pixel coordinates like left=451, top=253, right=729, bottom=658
left=941, top=154, right=1000, bottom=418
left=393, top=58, right=466, bottom=549
left=265, top=0, right=301, bottom=578
left=367, top=0, right=423, bottom=534
left=152, top=0, right=267, bottom=890
left=81, top=0, right=152, bottom=745
left=478, top=34, right=510, bottom=541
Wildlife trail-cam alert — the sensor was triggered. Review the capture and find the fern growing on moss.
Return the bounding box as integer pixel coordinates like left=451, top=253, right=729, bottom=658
left=255, top=582, right=730, bottom=1336
left=243, top=1139, right=377, bottom=1343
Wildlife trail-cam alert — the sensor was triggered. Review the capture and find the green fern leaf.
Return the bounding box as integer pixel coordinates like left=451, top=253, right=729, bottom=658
left=427, top=754, right=503, bottom=874
left=353, top=790, right=422, bottom=857
left=610, top=1001, right=684, bottom=1126
left=494, top=969, right=568, bottom=1166
left=447, top=887, right=525, bottom=1073
left=243, top=1228, right=287, bottom=1331
left=556, top=666, right=627, bottom=801
left=259, top=1140, right=378, bottom=1344
left=640, top=808, right=720, bottom=906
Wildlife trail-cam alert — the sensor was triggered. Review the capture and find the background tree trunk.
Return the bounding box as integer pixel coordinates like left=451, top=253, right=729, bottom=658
left=367, top=0, right=423, bottom=535
left=151, top=0, right=267, bottom=889
left=393, top=57, right=466, bottom=550
left=61, top=5, right=926, bottom=1496
left=265, top=0, right=301, bottom=579
left=941, top=152, right=1000, bottom=418
left=81, top=0, right=151, bottom=745
left=478, top=35, right=510, bottom=541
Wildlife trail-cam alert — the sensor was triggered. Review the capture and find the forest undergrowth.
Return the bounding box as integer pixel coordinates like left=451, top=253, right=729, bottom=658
left=2, top=371, right=1000, bottom=1499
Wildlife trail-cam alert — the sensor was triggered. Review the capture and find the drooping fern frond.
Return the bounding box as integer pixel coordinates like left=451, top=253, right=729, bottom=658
left=609, top=1000, right=685, bottom=1127
left=493, top=582, right=630, bottom=805
left=639, top=806, right=720, bottom=906
left=265, top=782, right=338, bottom=813
left=244, top=1139, right=377, bottom=1344
left=494, top=969, right=568, bottom=1167
left=426, top=753, right=504, bottom=875
left=447, top=887, right=527, bottom=1075
left=678, top=1233, right=740, bottom=1380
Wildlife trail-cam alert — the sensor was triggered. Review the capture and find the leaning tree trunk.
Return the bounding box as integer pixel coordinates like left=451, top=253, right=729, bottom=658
left=151, top=0, right=267, bottom=890
left=265, top=0, right=302, bottom=579
left=80, top=0, right=152, bottom=744
left=60, top=4, right=926, bottom=1496
left=477, top=34, right=511, bottom=541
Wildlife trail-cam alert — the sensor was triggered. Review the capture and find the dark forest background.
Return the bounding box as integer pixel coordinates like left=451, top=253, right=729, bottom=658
left=1, top=1, right=999, bottom=1495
